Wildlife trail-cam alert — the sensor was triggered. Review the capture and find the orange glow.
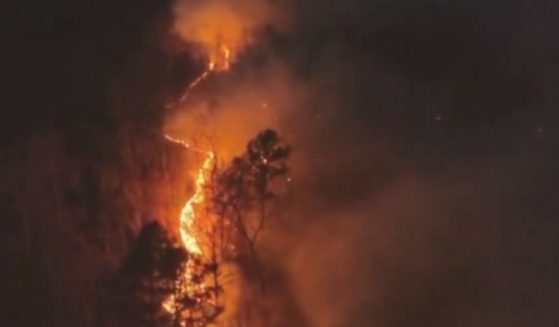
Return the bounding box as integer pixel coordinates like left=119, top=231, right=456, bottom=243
left=209, top=44, right=232, bottom=71
left=174, top=1, right=249, bottom=65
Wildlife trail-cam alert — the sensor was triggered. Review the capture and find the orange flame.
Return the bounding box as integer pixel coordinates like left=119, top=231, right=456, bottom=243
left=162, top=127, right=215, bottom=317
left=209, top=44, right=232, bottom=72
left=166, top=44, right=232, bottom=110
left=166, top=45, right=231, bottom=253
left=164, top=133, right=215, bottom=255
left=178, top=150, right=214, bottom=255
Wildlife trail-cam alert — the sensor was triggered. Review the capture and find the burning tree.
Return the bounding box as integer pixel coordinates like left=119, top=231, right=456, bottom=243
left=165, top=256, right=224, bottom=327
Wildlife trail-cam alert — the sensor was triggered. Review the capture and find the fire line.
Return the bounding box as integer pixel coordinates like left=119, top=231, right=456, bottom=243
left=161, top=44, right=232, bottom=315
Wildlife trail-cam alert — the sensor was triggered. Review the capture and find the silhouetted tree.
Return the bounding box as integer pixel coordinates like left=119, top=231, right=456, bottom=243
left=111, top=221, right=225, bottom=327
left=112, top=221, right=187, bottom=327
left=211, top=129, right=291, bottom=292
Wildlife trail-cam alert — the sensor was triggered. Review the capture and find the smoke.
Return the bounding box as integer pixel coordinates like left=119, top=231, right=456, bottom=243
left=172, top=0, right=287, bottom=63
left=286, top=153, right=559, bottom=327
left=165, top=0, right=559, bottom=326
left=1, top=0, right=558, bottom=326
left=163, top=59, right=302, bottom=159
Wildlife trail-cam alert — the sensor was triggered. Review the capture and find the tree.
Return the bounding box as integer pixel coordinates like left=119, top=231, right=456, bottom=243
left=111, top=221, right=187, bottom=327
left=211, top=129, right=291, bottom=292
left=111, top=222, right=224, bottom=327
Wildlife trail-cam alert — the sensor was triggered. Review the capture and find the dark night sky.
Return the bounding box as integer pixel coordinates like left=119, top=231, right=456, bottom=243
left=4, top=0, right=558, bottom=141
left=1, top=0, right=558, bottom=326
left=2, top=0, right=558, bottom=137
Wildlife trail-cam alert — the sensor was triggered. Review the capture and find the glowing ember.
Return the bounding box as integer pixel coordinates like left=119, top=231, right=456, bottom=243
left=162, top=294, right=177, bottom=313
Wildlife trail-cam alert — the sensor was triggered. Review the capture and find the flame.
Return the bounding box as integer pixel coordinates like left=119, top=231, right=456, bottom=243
left=164, top=133, right=215, bottom=255
left=179, top=150, right=214, bottom=255
left=164, top=134, right=207, bottom=154
left=162, top=295, right=177, bottom=313
left=162, top=112, right=216, bottom=319
left=209, top=44, right=232, bottom=71
left=165, top=45, right=232, bottom=254
left=164, top=42, right=227, bottom=252
left=166, top=44, right=232, bottom=109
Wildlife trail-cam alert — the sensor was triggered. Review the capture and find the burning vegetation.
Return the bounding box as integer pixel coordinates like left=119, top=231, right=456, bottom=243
left=112, top=130, right=291, bottom=326
left=108, top=1, right=295, bottom=324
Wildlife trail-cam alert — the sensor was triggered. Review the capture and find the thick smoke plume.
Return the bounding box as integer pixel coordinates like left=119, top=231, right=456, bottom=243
left=172, top=0, right=286, bottom=63
left=165, top=1, right=559, bottom=326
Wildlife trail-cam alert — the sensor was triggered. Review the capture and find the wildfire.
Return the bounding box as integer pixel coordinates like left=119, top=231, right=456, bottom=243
left=161, top=43, right=233, bottom=320
left=165, top=43, right=232, bottom=252
left=166, top=46, right=232, bottom=253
